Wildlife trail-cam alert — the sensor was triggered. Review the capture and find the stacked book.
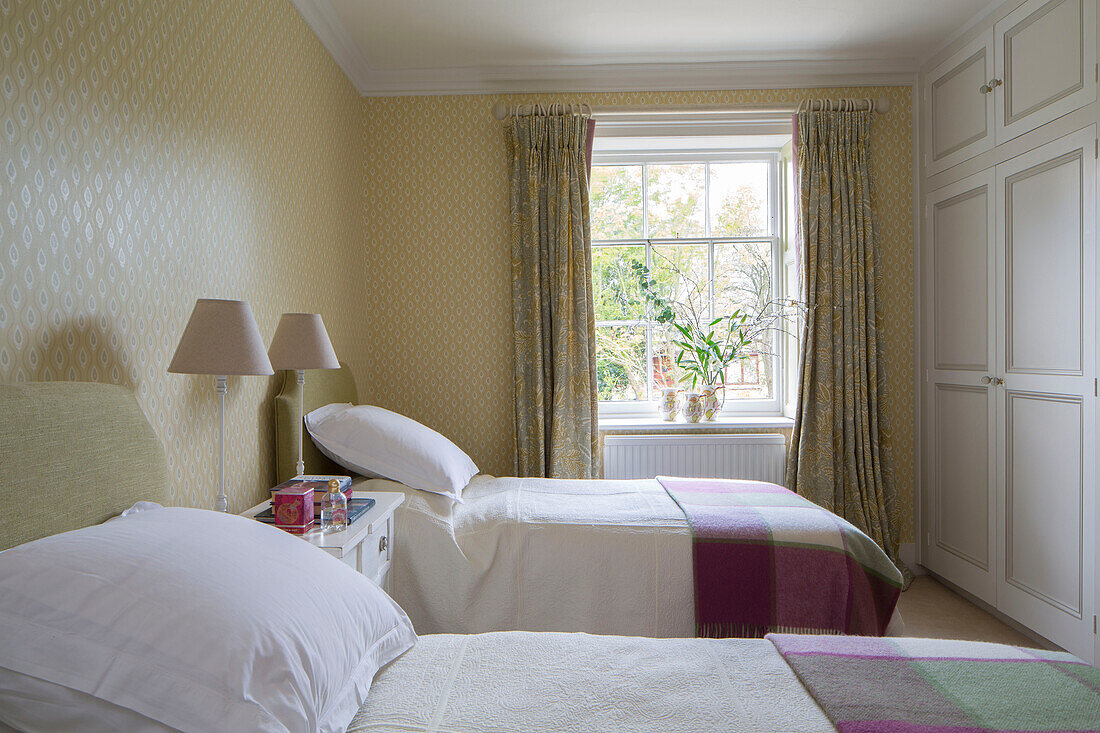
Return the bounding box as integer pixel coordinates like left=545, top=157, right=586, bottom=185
left=259, top=475, right=375, bottom=533
left=282, top=475, right=354, bottom=506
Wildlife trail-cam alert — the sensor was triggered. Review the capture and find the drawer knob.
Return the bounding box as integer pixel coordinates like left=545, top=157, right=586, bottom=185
left=379, top=535, right=389, bottom=552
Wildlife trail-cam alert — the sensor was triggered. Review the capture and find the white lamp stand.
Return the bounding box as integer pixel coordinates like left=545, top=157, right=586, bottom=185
left=295, top=369, right=306, bottom=476
left=168, top=299, right=274, bottom=512
left=215, top=375, right=228, bottom=513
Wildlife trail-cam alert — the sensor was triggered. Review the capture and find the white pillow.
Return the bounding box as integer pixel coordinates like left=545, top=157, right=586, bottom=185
left=306, top=403, right=478, bottom=501
left=0, top=666, right=176, bottom=733
left=0, top=508, right=416, bottom=733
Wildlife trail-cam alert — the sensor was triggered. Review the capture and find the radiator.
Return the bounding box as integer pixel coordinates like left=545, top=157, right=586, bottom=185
left=602, top=433, right=788, bottom=484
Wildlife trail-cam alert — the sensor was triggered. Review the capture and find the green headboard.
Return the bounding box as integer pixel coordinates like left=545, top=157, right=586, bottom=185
left=0, top=382, right=170, bottom=551
left=274, top=363, right=359, bottom=483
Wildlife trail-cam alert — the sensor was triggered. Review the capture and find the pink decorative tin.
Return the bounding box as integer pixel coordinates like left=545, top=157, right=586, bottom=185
left=272, top=485, right=314, bottom=535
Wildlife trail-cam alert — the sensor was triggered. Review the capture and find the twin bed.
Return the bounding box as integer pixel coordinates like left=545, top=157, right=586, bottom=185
left=275, top=364, right=903, bottom=638
left=2, top=380, right=1098, bottom=732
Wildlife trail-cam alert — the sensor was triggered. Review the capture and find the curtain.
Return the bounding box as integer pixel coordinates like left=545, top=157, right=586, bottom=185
left=507, top=113, right=600, bottom=479
left=785, top=105, right=910, bottom=583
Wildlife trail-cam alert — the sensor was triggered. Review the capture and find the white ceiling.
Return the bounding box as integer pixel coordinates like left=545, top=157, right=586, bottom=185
left=291, top=0, right=994, bottom=96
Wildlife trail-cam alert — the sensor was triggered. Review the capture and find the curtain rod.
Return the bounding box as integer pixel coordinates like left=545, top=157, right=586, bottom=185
left=491, top=97, right=891, bottom=120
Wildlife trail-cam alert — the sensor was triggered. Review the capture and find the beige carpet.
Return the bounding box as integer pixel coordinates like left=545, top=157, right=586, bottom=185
left=897, top=575, right=1038, bottom=647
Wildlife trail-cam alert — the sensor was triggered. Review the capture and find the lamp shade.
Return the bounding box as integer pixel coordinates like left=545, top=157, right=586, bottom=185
left=267, top=313, right=340, bottom=370
left=167, top=299, right=274, bottom=376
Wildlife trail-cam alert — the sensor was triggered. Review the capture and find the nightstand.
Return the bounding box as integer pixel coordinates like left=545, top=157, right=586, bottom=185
left=242, top=491, right=404, bottom=592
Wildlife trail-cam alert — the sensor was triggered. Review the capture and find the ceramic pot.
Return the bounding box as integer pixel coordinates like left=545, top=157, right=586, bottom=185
left=683, top=391, right=705, bottom=423
left=701, top=383, right=725, bottom=421
left=657, top=387, right=681, bottom=422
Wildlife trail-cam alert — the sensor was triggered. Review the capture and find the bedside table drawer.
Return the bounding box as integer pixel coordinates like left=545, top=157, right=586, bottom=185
left=360, top=514, right=392, bottom=585
left=333, top=549, right=357, bottom=571
left=243, top=491, right=402, bottom=593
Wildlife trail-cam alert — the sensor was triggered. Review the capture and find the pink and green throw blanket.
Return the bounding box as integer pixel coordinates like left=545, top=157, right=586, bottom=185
left=657, top=476, right=903, bottom=638
left=768, top=633, right=1100, bottom=732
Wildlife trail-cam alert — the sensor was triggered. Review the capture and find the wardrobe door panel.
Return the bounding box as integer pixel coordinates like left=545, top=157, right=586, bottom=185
left=934, top=187, right=991, bottom=370
left=996, top=0, right=1097, bottom=143
left=926, top=33, right=997, bottom=175
left=935, top=385, right=994, bottom=573
left=1004, top=392, right=1083, bottom=615
left=1004, top=146, right=1083, bottom=374
left=995, top=126, right=1096, bottom=662
left=922, top=171, right=998, bottom=603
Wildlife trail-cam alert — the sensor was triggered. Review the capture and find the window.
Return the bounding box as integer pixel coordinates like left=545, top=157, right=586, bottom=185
left=591, top=142, right=790, bottom=417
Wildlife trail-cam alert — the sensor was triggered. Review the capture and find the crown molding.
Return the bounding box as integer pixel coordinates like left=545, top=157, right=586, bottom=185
left=292, top=0, right=375, bottom=85
left=291, top=0, right=918, bottom=97
left=353, top=59, right=918, bottom=97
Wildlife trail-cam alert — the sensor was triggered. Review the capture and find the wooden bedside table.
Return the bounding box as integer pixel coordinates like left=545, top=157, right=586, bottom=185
left=242, top=491, right=404, bottom=592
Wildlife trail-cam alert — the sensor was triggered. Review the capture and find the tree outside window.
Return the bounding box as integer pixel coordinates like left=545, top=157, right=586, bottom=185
left=591, top=159, right=782, bottom=412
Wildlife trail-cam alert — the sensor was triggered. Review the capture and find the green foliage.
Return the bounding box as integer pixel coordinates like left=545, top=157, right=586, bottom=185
left=590, top=167, right=642, bottom=240
left=714, top=184, right=767, bottom=237
left=591, top=246, right=645, bottom=321
left=645, top=164, right=705, bottom=238
left=632, top=261, right=752, bottom=389
left=595, top=326, right=646, bottom=400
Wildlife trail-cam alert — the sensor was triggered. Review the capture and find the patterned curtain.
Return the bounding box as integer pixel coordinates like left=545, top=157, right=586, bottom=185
left=785, top=105, right=910, bottom=583
left=507, top=113, right=600, bottom=479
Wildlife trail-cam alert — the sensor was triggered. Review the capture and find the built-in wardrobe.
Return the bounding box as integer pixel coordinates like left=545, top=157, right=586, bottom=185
left=919, top=0, right=1099, bottom=663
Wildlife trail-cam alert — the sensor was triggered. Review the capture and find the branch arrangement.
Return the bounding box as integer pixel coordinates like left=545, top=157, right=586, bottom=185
left=631, top=254, right=805, bottom=391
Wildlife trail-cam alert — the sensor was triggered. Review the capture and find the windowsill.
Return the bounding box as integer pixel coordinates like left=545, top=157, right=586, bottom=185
left=599, top=415, right=795, bottom=432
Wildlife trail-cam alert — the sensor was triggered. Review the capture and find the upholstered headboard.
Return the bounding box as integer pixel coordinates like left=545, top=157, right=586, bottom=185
left=0, top=382, right=170, bottom=551
left=274, top=363, right=359, bottom=483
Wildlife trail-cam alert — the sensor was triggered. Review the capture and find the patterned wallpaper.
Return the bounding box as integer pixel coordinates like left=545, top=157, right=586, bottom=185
left=0, top=0, right=363, bottom=511
left=360, top=87, right=916, bottom=541
left=0, top=0, right=916, bottom=538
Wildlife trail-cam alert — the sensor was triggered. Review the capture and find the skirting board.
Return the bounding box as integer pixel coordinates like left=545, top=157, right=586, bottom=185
left=899, top=543, right=925, bottom=576
left=922, top=570, right=1061, bottom=652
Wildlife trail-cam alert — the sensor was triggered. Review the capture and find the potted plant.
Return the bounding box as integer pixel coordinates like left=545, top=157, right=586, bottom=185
left=632, top=260, right=791, bottom=421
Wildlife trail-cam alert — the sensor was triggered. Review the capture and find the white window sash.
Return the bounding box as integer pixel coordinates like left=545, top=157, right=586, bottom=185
left=591, top=152, right=788, bottom=417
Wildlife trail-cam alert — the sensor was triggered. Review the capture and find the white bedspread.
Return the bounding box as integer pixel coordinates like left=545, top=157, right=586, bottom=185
left=347, top=632, right=834, bottom=733
left=357, top=475, right=695, bottom=637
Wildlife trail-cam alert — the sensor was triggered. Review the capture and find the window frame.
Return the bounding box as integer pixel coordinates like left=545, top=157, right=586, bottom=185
left=590, top=150, right=787, bottom=418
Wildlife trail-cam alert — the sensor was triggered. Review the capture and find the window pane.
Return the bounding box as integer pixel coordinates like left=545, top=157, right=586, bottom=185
left=709, top=162, right=769, bottom=237
left=592, top=245, right=646, bottom=321
left=715, top=240, right=775, bottom=400
left=715, top=240, right=772, bottom=315
left=647, top=164, right=705, bottom=238
left=651, top=243, right=710, bottom=324
left=721, top=353, right=773, bottom=400
left=596, top=325, right=647, bottom=401
left=590, top=166, right=643, bottom=240
left=652, top=324, right=690, bottom=392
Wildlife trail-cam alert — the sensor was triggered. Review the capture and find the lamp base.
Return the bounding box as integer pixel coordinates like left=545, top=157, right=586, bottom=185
left=216, top=375, right=229, bottom=513
left=296, top=369, right=306, bottom=477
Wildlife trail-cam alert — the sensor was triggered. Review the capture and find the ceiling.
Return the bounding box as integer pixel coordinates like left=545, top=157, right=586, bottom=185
left=291, top=0, right=994, bottom=96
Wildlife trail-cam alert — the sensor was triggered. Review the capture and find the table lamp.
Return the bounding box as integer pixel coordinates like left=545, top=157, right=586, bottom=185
left=168, top=299, right=274, bottom=512
left=266, top=313, right=340, bottom=476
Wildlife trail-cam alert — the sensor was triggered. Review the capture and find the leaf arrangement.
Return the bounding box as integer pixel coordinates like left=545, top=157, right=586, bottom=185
left=631, top=261, right=754, bottom=390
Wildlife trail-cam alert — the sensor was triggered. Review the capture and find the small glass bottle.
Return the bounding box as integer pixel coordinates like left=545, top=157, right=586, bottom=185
left=320, top=479, right=347, bottom=533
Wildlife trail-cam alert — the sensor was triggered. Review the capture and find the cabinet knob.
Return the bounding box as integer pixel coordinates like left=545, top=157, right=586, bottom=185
left=981, top=375, right=992, bottom=384
left=993, top=377, right=1005, bottom=386
left=979, top=78, right=1003, bottom=94
left=379, top=535, right=389, bottom=552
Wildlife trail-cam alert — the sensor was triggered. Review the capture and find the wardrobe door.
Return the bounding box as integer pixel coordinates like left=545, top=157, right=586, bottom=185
left=995, top=126, right=1097, bottom=662
left=923, top=171, right=999, bottom=604
left=995, top=0, right=1097, bottom=143
left=925, top=33, right=997, bottom=176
